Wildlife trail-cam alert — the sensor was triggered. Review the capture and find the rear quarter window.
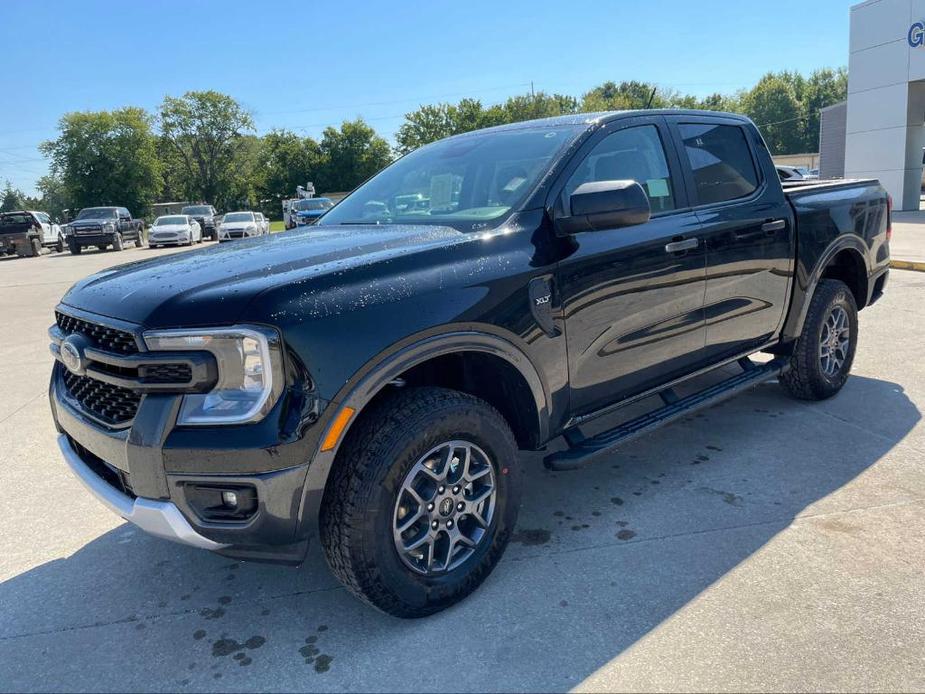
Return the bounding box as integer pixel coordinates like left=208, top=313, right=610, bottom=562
left=679, top=123, right=759, bottom=205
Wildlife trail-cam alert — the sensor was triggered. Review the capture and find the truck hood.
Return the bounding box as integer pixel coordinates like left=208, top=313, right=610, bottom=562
left=59, top=224, right=463, bottom=328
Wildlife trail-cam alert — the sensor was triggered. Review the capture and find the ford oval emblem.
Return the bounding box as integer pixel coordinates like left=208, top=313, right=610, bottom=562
left=60, top=335, right=88, bottom=376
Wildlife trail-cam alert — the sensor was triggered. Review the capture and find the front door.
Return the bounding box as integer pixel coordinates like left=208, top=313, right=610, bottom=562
left=555, top=119, right=707, bottom=416
left=667, top=117, right=794, bottom=359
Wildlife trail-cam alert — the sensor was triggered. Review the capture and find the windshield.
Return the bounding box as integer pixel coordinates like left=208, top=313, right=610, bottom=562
left=155, top=216, right=187, bottom=226
left=223, top=212, right=254, bottom=223
left=182, top=206, right=213, bottom=215
left=294, top=199, right=332, bottom=211
left=322, top=125, right=583, bottom=230
left=75, top=207, right=118, bottom=220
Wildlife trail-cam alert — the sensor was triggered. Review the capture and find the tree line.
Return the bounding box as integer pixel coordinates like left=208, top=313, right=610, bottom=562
left=3, top=67, right=846, bottom=221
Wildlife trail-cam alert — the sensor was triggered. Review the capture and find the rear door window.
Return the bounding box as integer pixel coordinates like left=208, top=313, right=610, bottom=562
left=678, top=123, right=759, bottom=205
left=564, top=124, right=677, bottom=214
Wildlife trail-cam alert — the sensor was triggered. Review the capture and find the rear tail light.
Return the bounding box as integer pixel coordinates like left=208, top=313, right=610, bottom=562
left=886, top=194, right=893, bottom=241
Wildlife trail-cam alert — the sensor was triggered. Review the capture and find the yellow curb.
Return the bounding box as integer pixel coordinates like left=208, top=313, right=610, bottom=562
left=890, top=259, right=925, bottom=272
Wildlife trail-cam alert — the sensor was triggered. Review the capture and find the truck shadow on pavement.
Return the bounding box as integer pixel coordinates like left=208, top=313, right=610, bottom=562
left=0, top=375, right=920, bottom=692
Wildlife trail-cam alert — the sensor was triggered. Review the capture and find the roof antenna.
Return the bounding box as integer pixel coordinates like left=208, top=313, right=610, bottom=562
left=645, top=86, right=657, bottom=109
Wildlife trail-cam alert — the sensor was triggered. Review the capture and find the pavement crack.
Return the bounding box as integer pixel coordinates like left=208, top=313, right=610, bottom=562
left=0, top=390, right=46, bottom=426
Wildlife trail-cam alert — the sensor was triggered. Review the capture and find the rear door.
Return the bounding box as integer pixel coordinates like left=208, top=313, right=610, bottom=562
left=118, top=208, right=135, bottom=239
left=666, top=116, right=794, bottom=360
left=554, top=116, right=707, bottom=416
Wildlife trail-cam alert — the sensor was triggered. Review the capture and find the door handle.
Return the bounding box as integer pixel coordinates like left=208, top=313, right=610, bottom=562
left=664, top=237, right=699, bottom=253
left=761, top=219, right=786, bottom=233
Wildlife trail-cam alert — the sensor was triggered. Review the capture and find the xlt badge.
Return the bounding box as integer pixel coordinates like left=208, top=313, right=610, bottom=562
left=528, top=276, right=559, bottom=338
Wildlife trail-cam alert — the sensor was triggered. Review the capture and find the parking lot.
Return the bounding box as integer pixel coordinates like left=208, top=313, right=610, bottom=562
left=0, top=245, right=923, bottom=692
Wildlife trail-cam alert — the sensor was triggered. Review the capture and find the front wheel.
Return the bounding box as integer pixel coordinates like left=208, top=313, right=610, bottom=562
left=111, top=233, right=124, bottom=251
left=780, top=279, right=858, bottom=401
left=68, top=239, right=82, bottom=255
left=320, top=386, right=520, bottom=618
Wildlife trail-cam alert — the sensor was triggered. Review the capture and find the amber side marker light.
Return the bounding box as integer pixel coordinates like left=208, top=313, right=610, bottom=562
left=321, top=406, right=355, bottom=451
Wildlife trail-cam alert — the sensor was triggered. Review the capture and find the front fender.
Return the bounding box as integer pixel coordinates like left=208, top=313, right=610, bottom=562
left=294, top=328, right=551, bottom=539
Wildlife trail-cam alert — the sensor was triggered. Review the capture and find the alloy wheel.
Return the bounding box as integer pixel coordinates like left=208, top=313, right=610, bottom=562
left=819, top=305, right=850, bottom=377
left=392, top=440, right=497, bottom=575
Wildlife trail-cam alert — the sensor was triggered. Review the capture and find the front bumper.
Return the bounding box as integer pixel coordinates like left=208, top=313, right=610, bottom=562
left=70, top=233, right=115, bottom=246
left=50, top=346, right=325, bottom=563
left=58, top=434, right=226, bottom=550
left=150, top=233, right=190, bottom=245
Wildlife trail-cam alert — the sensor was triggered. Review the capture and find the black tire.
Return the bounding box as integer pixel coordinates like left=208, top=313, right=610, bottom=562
left=112, top=233, right=124, bottom=251
left=68, top=239, right=82, bottom=255
left=135, top=230, right=146, bottom=248
left=30, top=238, right=42, bottom=257
left=56, top=237, right=64, bottom=253
left=780, top=279, right=858, bottom=401
left=320, top=386, right=520, bottom=618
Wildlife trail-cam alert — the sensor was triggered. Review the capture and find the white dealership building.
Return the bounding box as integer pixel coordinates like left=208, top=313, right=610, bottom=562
left=845, top=0, right=925, bottom=209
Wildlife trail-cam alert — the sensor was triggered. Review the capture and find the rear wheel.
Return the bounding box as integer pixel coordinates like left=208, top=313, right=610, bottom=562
left=320, top=386, right=520, bottom=618
left=56, top=237, right=64, bottom=253
left=780, top=279, right=858, bottom=401
left=30, top=237, right=42, bottom=257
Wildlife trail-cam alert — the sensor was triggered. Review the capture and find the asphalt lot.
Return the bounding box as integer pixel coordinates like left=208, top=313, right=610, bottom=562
left=0, top=243, right=923, bottom=692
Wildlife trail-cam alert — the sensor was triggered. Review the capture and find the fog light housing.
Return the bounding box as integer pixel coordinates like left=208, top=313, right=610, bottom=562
left=185, top=484, right=258, bottom=521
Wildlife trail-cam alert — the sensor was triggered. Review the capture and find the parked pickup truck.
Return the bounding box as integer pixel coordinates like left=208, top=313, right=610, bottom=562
left=181, top=204, right=219, bottom=241
left=48, top=110, right=890, bottom=618
left=0, top=210, right=63, bottom=256
left=64, top=206, right=145, bottom=254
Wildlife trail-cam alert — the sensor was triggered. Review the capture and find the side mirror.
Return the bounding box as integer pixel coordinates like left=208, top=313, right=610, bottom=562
left=556, top=180, right=651, bottom=235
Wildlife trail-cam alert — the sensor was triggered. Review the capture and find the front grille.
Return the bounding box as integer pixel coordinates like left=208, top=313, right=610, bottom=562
left=56, top=311, right=138, bottom=354
left=62, top=370, right=141, bottom=425
left=141, top=363, right=192, bottom=384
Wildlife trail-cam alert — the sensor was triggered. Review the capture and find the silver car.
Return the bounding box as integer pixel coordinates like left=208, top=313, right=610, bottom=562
left=218, top=211, right=265, bottom=242
left=149, top=215, right=202, bottom=248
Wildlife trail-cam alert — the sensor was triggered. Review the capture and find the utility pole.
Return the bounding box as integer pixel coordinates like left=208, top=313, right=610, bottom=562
left=530, top=81, right=535, bottom=99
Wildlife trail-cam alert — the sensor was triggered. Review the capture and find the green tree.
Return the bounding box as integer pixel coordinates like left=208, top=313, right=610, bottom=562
left=318, top=119, right=392, bottom=192
left=581, top=81, right=668, bottom=111
left=35, top=174, right=69, bottom=219
left=255, top=130, right=322, bottom=216
left=159, top=91, right=254, bottom=205
left=740, top=74, right=804, bottom=154
left=40, top=107, right=161, bottom=214
left=218, top=134, right=262, bottom=212
left=0, top=181, right=26, bottom=212
left=800, top=67, right=848, bottom=152
left=396, top=92, right=576, bottom=154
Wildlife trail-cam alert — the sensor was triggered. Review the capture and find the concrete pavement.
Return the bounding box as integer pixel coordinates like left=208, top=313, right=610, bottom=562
left=890, top=211, right=925, bottom=268
left=0, top=244, right=923, bottom=692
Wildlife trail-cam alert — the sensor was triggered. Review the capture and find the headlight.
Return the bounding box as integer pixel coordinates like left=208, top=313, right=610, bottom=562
left=246, top=224, right=258, bottom=232
left=143, top=326, right=284, bottom=425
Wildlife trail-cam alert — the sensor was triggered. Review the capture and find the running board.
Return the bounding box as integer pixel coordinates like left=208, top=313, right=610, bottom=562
left=544, top=357, right=788, bottom=471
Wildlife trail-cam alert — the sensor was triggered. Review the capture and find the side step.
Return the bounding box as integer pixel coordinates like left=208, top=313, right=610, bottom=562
left=544, top=357, right=788, bottom=471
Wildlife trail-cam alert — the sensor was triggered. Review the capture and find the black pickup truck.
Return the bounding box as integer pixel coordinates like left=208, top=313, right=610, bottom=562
left=181, top=204, right=219, bottom=241
left=48, top=110, right=890, bottom=617
left=65, top=206, right=146, bottom=254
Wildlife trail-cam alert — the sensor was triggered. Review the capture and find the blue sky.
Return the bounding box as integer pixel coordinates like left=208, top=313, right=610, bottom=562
left=0, top=0, right=855, bottom=195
